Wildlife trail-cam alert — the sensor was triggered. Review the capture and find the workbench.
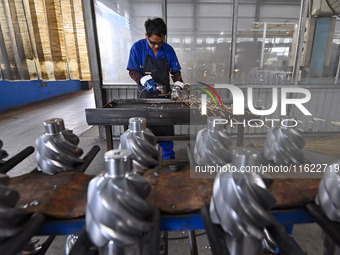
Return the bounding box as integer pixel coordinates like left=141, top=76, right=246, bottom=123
left=85, top=99, right=248, bottom=150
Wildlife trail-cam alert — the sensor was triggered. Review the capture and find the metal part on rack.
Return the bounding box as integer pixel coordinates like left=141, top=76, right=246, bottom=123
left=73, top=145, right=101, bottom=174
left=194, top=117, right=233, bottom=166
left=316, top=164, right=340, bottom=255
left=119, top=117, right=159, bottom=172
left=36, top=118, right=84, bottom=175
left=86, top=149, right=153, bottom=255
left=209, top=147, right=276, bottom=255
left=0, top=140, right=9, bottom=164
left=263, top=121, right=305, bottom=165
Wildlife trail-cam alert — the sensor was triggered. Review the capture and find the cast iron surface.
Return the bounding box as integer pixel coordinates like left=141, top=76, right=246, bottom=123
left=264, top=125, right=305, bottom=165
left=119, top=117, right=159, bottom=172
left=7, top=171, right=93, bottom=218
left=3, top=166, right=321, bottom=218
left=143, top=167, right=320, bottom=214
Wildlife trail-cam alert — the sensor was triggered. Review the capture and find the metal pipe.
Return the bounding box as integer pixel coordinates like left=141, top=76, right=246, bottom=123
left=0, top=213, right=45, bottom=255
left=229, top=0, right=239, bottom=84
left=266, top=214, right=305, bottom=255
left=335, top=55, right=340, bottom=84
left=82, top=0, right=105, bottom=107
left=0, top=146, right=34, bottom=174
left=188, top=230, right=198, bottom=255
left=82, top=0, right=107, bottom=139
left=260, top=22, right=267, bottom=68
left=142, top=208, right=161, bottom=255
left=105, top=126, right=113, bottom=150
left=162, top=0, right=167, bottom=34
left=74, top=145, right=100, bottom=173
left=193, top=0, right=198, bottom=51
left=306, top=203, right=340, bottom=247
left=200, top=206, right=229, bottom=255
left=161, top=231, right=168, bottom=255
left=292, top=0, right=309, bottom=85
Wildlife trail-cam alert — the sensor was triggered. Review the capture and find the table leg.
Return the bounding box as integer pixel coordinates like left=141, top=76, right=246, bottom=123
left=237, top=124, right=244, bottom=147
left=188, top=230, right=198, bottom=255
left=105, top=126, right=113, bottom=151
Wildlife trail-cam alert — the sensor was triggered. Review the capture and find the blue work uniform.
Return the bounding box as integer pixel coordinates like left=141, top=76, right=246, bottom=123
left=127, top=39, right=181, bottom=160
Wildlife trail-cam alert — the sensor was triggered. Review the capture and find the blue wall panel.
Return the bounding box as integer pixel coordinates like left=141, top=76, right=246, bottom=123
left=0, top=80, right=82, bottom=112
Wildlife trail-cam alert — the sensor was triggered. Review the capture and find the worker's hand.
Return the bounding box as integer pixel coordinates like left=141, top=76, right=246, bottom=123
left=141, top=75, right=163, bottom=93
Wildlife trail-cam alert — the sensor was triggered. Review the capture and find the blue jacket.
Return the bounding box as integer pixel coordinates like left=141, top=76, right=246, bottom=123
left=127, top=39, right=181, bottom=74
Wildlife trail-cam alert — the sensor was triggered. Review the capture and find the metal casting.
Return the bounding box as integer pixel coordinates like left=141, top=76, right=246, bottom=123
left=263, top=123, right=305, bottom=165
left=194, top=117, right=233, bottom=166
left=36, top=118, right=83, bottom=175
left=210, top=147, right=276, bottom=255
left=119, top=117, right=159, bottom=172
left=86, top=149, right=153, bottom=255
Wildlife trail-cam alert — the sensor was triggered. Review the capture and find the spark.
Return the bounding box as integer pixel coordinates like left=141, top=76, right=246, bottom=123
left=331, top=121, right=340, bottom=126
left=313, top=117, right=325, bottom=121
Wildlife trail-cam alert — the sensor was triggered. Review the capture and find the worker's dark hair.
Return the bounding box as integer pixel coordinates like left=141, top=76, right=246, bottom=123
left=145, top=17, right=167, bottom=37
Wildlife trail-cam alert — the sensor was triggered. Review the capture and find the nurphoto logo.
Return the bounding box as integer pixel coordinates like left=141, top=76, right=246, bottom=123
left=198, top=84, right=312, bottom=128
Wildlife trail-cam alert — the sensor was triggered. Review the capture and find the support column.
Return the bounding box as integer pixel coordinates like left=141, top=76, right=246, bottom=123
left=309, top=17, right=333, bottom=78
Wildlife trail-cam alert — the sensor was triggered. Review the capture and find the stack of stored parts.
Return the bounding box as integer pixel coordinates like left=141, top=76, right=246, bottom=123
left=0, top=140, right=9, bottom=164
left=120, top=117, right=159, bottom=172
left=194, top=117, right=233, bottom=166
left=86, top=149, right=154, bottom=255
left=36, top=118, right=84, bottom=175
left=210, top=147, right=277, bottom=255
left=316, top=165, right=340, bottom=255
left=263, top=122, right=305, bottom=165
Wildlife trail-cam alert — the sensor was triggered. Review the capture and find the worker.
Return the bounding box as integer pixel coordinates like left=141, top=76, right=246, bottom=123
left=127, top=17, right=185, bottom=170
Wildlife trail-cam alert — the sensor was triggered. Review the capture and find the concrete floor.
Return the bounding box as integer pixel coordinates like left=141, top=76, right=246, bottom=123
left=0, top=89, right=327, bottom=254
